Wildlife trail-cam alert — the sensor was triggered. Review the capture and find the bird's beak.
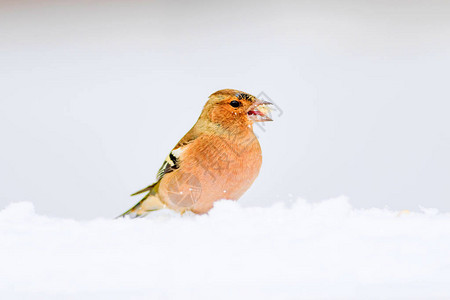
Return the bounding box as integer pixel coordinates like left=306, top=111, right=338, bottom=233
left=247, top=99, right=273, bottom=122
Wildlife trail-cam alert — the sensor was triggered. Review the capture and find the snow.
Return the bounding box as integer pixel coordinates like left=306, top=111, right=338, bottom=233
left=1, top=197, right=450, bottom=299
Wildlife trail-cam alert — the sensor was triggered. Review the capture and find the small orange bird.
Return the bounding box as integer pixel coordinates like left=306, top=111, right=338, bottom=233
left=119, top=89, right=273, bottom=218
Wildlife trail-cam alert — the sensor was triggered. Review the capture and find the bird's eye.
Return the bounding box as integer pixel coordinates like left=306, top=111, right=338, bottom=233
left=230, top=100, right=240, bottom=108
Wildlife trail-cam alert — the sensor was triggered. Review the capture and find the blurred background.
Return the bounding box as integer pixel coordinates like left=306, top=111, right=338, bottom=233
left=0, top=0, right=449, bottom=219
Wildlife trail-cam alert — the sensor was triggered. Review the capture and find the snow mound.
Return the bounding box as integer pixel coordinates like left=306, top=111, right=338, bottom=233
left=1, top=197, right=450, bottom=299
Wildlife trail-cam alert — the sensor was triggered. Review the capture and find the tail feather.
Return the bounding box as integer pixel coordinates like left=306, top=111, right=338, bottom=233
left=117, top=183, right=165, bottom=218
left=130, top=184, right=154, bottom=196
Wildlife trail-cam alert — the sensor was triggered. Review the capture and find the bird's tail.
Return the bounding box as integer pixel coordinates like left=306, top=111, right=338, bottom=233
left=116, top=182, right=165, bottom=218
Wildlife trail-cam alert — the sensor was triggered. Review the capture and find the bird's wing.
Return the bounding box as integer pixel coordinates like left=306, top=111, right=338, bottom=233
left=156, top=125, right=201, bottom=181
left=121, top=126, right=202, bottom=218
left=155, top=146, right=184, bottom=181
left=130, top=146, right=187, bottom=197
left=131, top=127, right=200, bottom=197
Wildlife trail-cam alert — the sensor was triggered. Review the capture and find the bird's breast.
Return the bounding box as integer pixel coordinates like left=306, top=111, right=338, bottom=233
left=159, top=133, right=262, bottom=214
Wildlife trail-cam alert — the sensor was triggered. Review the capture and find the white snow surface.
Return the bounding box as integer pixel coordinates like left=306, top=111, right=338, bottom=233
left=1, top=197, right=450, bottom=300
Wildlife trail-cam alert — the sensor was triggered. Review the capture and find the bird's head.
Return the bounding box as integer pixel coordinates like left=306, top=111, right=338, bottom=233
left=200, top=89, right=273, bottom=132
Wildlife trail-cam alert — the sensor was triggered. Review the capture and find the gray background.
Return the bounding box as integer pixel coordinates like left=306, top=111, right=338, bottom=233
left=1, top=0, right=449, bottom=219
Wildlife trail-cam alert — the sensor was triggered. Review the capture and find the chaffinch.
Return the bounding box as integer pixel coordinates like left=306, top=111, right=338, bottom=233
left=119, top=89, right=273, bottom=217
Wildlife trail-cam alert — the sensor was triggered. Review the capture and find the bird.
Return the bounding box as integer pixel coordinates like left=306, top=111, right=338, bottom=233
left=118, top=89, right=273, bottom=218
